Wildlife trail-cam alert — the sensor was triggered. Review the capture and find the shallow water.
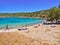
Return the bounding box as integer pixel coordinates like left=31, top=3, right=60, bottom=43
left=0, top=18, right=44, bottom=29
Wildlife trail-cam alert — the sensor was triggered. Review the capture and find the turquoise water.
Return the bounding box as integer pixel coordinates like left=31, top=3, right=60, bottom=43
left=0, top=18, right=44, bottom=29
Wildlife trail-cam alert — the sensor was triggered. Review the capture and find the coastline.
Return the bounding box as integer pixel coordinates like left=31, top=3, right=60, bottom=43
left=0, top=17, right=43, bottom=19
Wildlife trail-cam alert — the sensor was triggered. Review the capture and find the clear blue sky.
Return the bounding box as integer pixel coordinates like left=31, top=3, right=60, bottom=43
left=0, top=0, right=60, bottom=13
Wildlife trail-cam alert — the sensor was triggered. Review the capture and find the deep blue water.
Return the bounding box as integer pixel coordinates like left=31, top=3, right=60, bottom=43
left=0, top=18, right=44, bottom=29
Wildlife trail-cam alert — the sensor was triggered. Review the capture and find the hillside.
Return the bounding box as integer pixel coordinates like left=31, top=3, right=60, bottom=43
left=0, top=5, right=60, bottom=20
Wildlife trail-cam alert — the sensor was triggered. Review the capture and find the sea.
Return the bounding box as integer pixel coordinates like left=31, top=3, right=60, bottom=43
left=0, top=18, right=44, bottom=29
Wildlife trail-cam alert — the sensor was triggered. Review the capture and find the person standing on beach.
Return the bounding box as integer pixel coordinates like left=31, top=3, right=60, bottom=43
left=5, top=24, right=9, bottom=30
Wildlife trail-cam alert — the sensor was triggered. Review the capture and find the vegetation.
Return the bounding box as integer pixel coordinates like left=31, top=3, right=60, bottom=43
left=0, top=11, right=47, bottom=18
left=47, top=6, right=60, bottom=22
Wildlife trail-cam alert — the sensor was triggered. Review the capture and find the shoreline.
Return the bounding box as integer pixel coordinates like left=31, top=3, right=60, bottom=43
left=0, top=23, right=60, bottom=32
left=0, top=17, right=43, bottom=18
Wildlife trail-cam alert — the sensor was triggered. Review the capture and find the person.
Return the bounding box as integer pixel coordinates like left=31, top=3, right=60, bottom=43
left=5, top=24, right=9, bottom=30
left=38, top=24, right=40, bottom=26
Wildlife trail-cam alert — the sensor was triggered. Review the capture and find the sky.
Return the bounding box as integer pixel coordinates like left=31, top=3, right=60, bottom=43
left=0, top=0, right=60, bottom=13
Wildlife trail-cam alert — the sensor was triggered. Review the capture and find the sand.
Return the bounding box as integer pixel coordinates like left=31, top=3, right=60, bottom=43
left=0, top=24, right=60, bottom=45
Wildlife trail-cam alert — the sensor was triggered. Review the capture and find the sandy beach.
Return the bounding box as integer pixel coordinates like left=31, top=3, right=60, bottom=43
left=0, top=24, right=60, bottom=45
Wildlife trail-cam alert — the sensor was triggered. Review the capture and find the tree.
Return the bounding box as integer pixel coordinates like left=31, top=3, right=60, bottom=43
left=54, top=8, right=60, bottom=22
left=47, top=7, right=55, bottom=22
left=58, top=4, right=60, bottom=8
left=47, top=6, right=60, bottom=23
